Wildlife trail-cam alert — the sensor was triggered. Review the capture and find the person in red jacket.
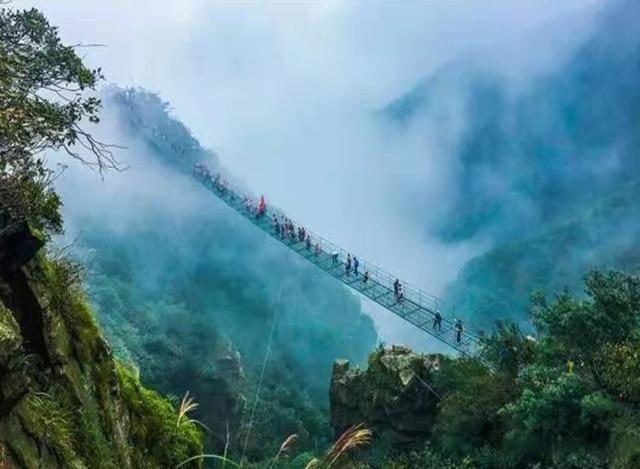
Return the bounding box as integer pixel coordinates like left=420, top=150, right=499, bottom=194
left=257, top=195, right=266, bottom=218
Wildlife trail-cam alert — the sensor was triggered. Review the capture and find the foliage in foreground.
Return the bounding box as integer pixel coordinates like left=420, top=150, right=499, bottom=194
left=0, top=6, right=205, bottom=468
left=387, top=270, right=640, bottom=468
left=0, top=7, right=117, bottom=237
left=180, top=423, right=371, bottom=469
left=262, top=270, right=640, bottom=468
left=116, top=364, right=203, bottom=468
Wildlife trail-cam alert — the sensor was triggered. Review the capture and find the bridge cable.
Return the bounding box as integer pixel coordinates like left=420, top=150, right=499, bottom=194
left=240, top=291, right=283, bottom=464
left=410, top=369, right=442, bottom=401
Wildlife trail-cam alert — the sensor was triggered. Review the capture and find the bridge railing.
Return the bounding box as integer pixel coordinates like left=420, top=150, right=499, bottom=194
left=257, top=205, right=484, bottom=343
left=193, top=167, right=485, bottom=349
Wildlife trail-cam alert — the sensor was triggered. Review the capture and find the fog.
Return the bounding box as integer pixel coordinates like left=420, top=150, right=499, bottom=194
left=20, top=0, right=607, bottom=347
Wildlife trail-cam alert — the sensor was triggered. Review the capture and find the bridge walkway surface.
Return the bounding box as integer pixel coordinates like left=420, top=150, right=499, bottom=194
left=193, top=166, right=485, bottom=360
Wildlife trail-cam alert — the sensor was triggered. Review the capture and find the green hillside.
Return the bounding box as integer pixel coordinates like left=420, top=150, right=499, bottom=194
left=443, top=181, right=640, bottom=330
left=63, top=88, right=378, bottom=460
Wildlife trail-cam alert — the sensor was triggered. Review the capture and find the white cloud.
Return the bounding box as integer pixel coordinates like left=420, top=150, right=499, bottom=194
left=22, top=0, right=604, bottom=349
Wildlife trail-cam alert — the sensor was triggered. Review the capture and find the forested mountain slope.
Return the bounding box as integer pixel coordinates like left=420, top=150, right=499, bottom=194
left=385, top=0, right=639, bottom=245
left=444, top=181, right=640, bottom=328
left=382, top=0, right=640, bottom=327
left=60, top=88, right=378, bottom=460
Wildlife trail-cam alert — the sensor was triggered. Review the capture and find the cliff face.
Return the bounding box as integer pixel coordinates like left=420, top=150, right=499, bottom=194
left=330, top=345, right=440, bottom=448
left=0, top=222, right=202, bottom=468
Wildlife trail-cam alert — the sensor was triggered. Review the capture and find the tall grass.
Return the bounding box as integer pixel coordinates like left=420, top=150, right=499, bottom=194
left=177, top=424, right=372, bottom=468
left=176, top=391, right=210, bottom=433
left=20, top=392, right=76, bottom=461
left=176, top=454, right=241, bottom=468
left=269, top=433, right=299, bottom=468
left=305, top=424, right=372, bottom=469
left=177, top=432, right=300, bottom=468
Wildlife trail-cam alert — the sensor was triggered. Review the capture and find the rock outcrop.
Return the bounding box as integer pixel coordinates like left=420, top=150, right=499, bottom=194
left=0, top=222, right=203, bottom=468
left=330, top=345, right=441, bottom=447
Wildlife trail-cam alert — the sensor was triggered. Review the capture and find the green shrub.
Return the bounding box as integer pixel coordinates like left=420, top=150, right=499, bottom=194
left=18, top=392, right=78, bottom=465
left=116, top=363, right=204, bottom=468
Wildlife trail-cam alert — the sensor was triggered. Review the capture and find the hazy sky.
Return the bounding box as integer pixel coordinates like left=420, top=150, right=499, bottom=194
left=25, top=1, right=601, bottom=138
left=21, top=0, right=606, bottom=346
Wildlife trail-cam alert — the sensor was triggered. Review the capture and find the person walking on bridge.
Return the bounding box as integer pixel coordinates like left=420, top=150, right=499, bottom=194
left=397, top=285, right=404, bottom=306
left=393, top=279, right=400, bottom=300
left=346, top=254, right=352, bottom=276
left=454, top=319, right=464, bottom=343
left=305, top=234, right=311, bottom=251
left=273, top=216, right=280, bottom=237
left=353, top=256, right=359, bottom=276
left=363, top=271, right=369, bottom=285
left=433, top=311, right=442, bottom=332
left=257, top=195, right=266, bottom=218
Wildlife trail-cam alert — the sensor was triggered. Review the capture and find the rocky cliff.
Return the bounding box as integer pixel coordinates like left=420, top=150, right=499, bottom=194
left=330, top=345, right=441, bottom=448
left=0, top=221, right=203, bottom=468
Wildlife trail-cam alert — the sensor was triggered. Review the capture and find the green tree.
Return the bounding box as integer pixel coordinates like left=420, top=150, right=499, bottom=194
left=480, top=322, right=537, bottom=377
left=599, top=341, right=640, bottom=402
left=434, top=359, right=513, bottom=459
left=0, top=7, right=118, bottom=235
left=532, top=271, right=640, bottom=379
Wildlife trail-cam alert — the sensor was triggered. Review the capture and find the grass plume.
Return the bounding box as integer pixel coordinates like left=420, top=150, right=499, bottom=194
left=326, top=424, right=372, bottom=468
left=178, top=423, right=371, bottom=468
left=176, top=391, right=211, bottom=433
left=269, top=433, right=299, bottom=468
left=303, top=424, right=372, bottom=468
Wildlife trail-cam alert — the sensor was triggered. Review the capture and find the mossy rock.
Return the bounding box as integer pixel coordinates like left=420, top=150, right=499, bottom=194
left=331, top=346, right=441, bottom=448
left=116, top=363, right=204, bottom=468
left=1, top=253, right=204, bottom=468
left=0, top=301, right=21, bottom=365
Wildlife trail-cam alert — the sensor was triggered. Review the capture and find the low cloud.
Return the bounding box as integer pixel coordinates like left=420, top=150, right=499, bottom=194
left=23, top=0, right=606, bottom=348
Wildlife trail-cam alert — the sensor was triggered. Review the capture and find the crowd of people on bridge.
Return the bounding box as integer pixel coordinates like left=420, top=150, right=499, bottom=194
left=243, top=195, right=266, bottom=218
left=193, top=162, right=467, bottom=346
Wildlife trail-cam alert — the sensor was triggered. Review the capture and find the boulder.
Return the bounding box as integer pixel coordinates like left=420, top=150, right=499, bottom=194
left=330, top=345, right=441, bottom=448
left=0, top=221, right=44, bottom=275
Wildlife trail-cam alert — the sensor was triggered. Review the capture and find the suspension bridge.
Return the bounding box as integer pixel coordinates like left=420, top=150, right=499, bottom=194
left=192, top=164, right=486, bottom=360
